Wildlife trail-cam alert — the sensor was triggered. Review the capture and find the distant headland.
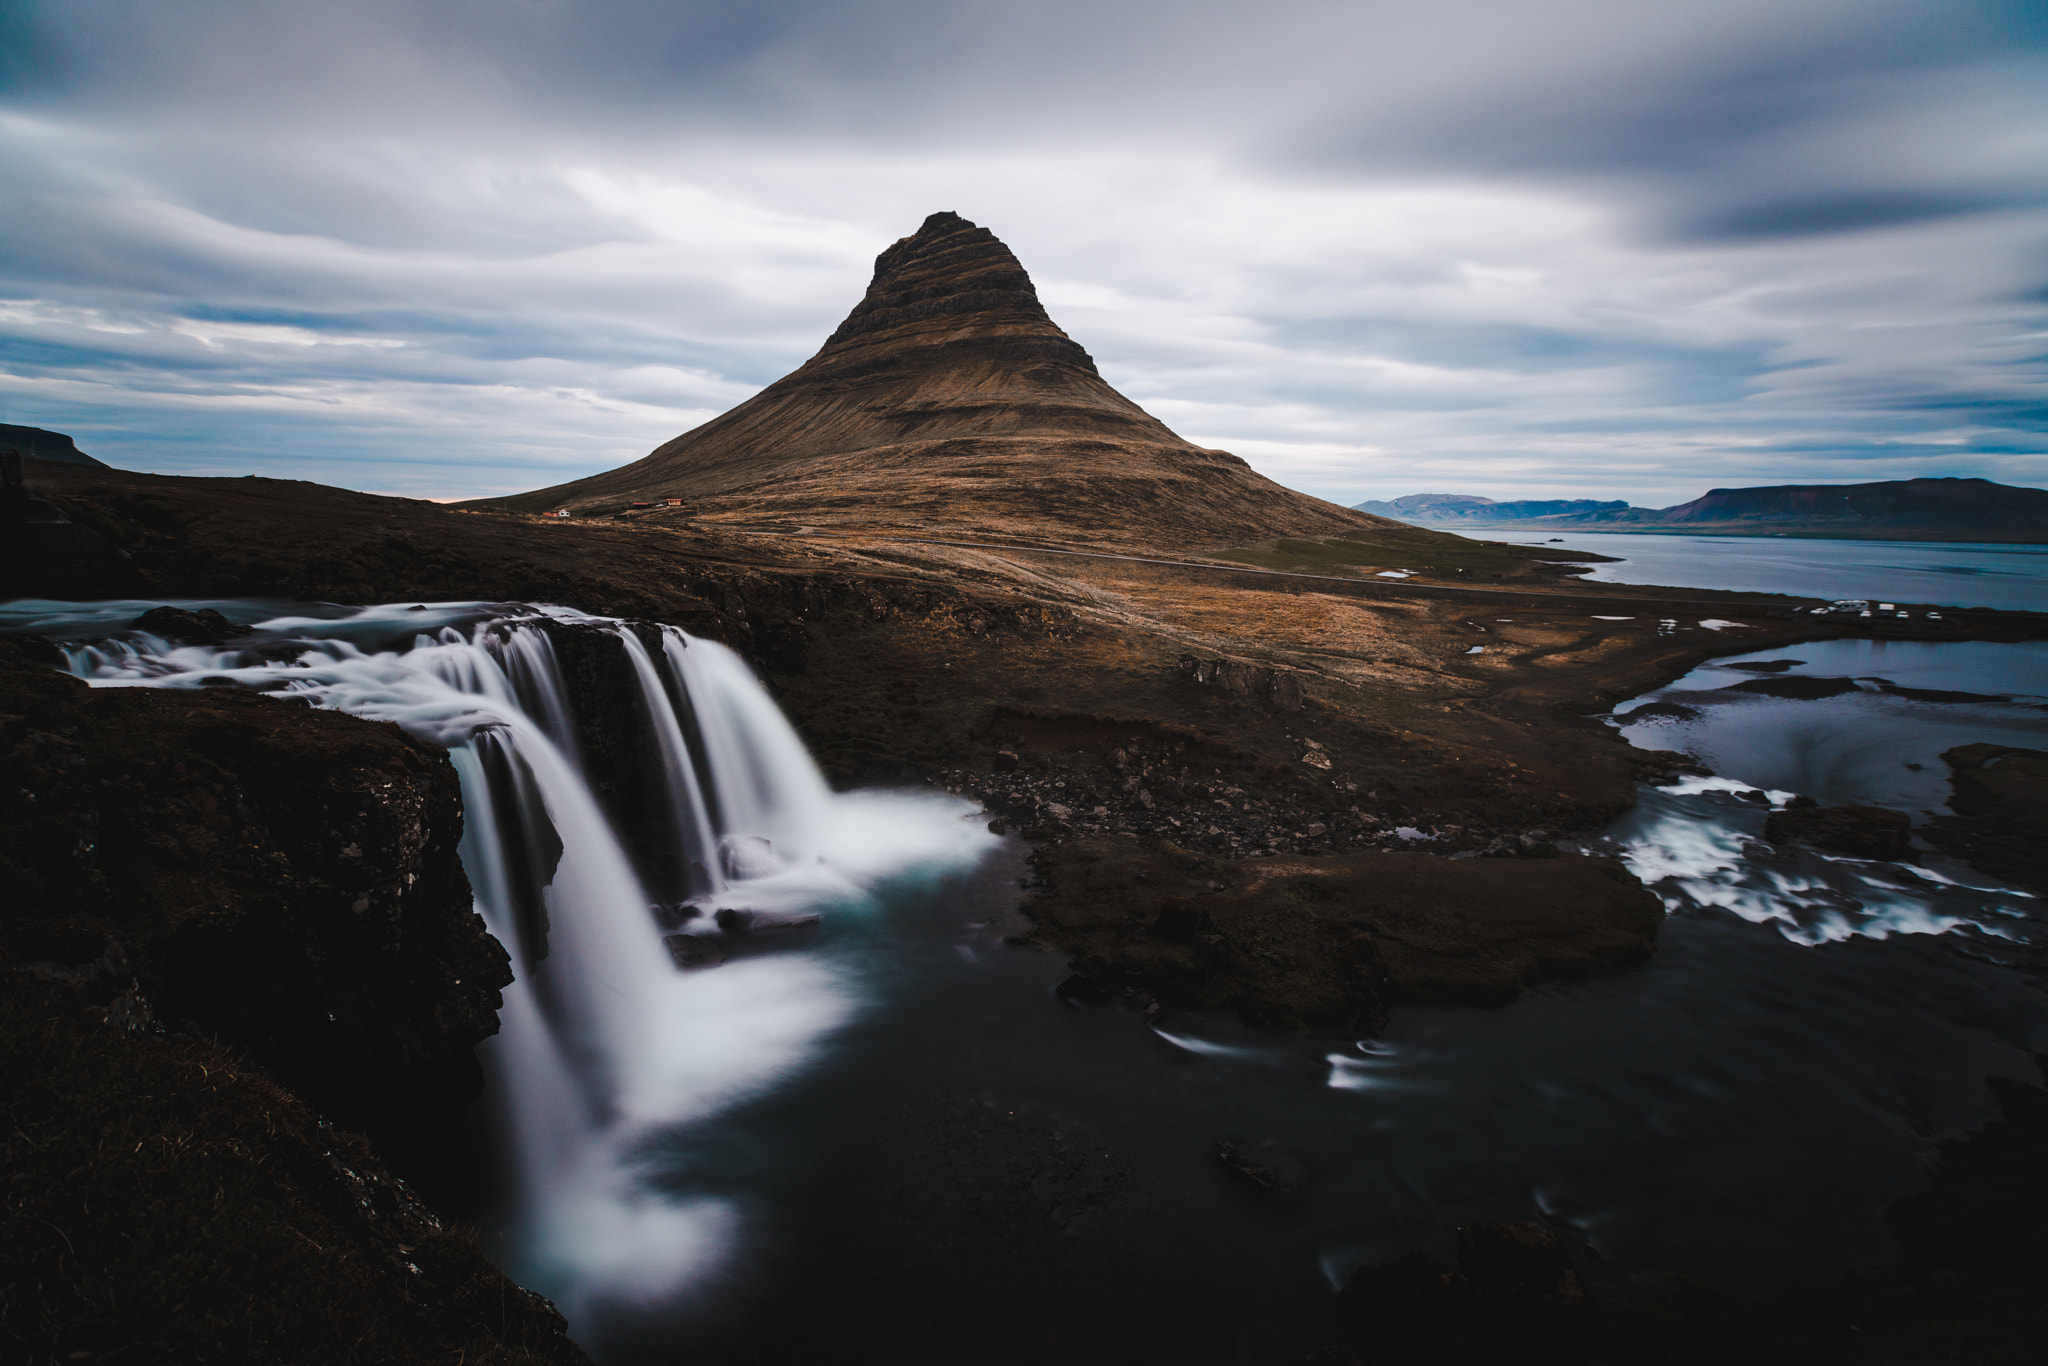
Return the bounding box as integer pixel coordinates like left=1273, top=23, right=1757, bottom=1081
left=1355, top=477, right=2048, bottom=543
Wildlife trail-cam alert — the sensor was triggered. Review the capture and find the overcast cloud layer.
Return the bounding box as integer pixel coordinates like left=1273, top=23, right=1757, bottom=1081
left=1, top=0, right=2043, bottom=506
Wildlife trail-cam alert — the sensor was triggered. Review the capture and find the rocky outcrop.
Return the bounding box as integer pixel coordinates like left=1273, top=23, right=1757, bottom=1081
left=1176, top=654, right=1305, bottom=710
left=1763, top=803, right=1915, bottom=861
left=1024, top=836, right=1662, bottom=1030
left=0, top=966, right=588, bottom=1363
left=0, top=422, right=108, bottom=467
left=0, top=635, right=587, bottom=1358
left=1922, top=744, right=2048, bottom=895
left=482, top=213, right=1387, bottom=549
left=0, top=638, right=509, bottom=1185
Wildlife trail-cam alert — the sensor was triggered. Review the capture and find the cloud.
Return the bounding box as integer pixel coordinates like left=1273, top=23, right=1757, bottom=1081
left=0, top=0, right=2043, bottom=503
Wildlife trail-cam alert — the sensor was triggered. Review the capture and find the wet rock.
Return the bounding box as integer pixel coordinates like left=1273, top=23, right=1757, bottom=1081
left=1214, top=1139, right=1304, bottom=1194
left=1764, top=803, right=1914, bottom=861
left=1720, top=675, right=1861, bottom=699
left=1055, top=970, right=1115, bottom=1007
left=1725, top=659, right=1804, bottom=673
left=1027, top=837, right=1661, bottom=1026
left=1341, top=1248, right=1463, bottom=1336
left=1456, top=1220, right=1585, bottom=1325
left=713, top=907, right=820, bottom=934
left=1922, top=744, right=2048, bottom=895
left=130, top=604, right=252, bottom=646
left=664, top=933, right=727, bottom=970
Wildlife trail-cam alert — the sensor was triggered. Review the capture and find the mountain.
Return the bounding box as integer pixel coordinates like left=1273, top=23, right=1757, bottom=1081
left=484, top=212, right=1387, bottom=548
left=1649, top=478, right=2048, bottom=538
left=1, top=424, right=108, bottom=468
left=1353, top=494, right=1630, bottom=522
left=1357, top=478, right=2048, bottom=542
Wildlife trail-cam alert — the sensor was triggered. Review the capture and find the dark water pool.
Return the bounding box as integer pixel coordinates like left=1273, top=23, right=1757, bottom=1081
left=594, top=645, right=2048, bottom=1361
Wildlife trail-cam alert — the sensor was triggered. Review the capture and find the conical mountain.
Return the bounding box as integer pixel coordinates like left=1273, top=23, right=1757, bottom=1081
left=489, top=212, right=1385, bottom=548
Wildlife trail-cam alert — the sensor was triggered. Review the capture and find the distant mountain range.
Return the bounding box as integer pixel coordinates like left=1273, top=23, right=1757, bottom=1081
left=1354, top=478, right=2048, bottom=543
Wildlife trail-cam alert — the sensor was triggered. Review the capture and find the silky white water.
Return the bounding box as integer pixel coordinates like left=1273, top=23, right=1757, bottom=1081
left=1599, top=639, right=2047, bottom=947
left=31, top=598, right=997, bottom=1334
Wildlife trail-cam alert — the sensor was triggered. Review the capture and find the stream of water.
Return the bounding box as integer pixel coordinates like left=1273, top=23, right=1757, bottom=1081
left=5, top=596, right=2045, bottom=1362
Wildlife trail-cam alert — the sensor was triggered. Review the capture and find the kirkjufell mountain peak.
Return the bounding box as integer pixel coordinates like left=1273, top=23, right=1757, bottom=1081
left=487, top=212, right=1387, bottom=547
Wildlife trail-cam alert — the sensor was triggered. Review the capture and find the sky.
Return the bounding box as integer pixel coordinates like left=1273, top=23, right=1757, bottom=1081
left=1, top=0, right=2044, bottom=508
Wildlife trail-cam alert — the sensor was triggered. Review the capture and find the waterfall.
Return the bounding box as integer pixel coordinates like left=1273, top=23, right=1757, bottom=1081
left=44, top=598, right=997, bottom=1338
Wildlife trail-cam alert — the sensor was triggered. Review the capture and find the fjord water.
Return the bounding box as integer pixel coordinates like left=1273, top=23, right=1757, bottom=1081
left=8, top=596, right=2048, bottom=1362
left=1506, top=532, right=2048, bottom=610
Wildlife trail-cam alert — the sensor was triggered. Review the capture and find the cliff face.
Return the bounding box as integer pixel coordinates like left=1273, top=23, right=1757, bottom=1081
left=488, top=212, right=1385, bottom=548
left=0, top=423, right=108, bottom=468
left=0, top=639, right=510, bottom=1183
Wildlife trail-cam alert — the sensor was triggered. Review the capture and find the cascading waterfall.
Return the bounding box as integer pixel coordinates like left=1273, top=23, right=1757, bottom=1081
left=39, top=598, right=996, bottom=1336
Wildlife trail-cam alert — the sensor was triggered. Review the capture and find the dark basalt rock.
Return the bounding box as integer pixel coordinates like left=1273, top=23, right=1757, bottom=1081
left=0, top=967, right=588, bottom=1364
left=1176, top=653, right=1306, bottom=710
left=1922, top=743, right=2048, bottom=895
left=1214, top=1139, right=1304, bottom=1194
left=664, top=932, right=727, bottom=970
left=0, top=637, right=508, bottom=1189
left=1720, top=675, right=1861, bottom=699
left=131, top=604, right=254, bottom=646
left=1026, top=836, right=1662, bottom=1029
left=1763, top=803, right=1915, bottom=861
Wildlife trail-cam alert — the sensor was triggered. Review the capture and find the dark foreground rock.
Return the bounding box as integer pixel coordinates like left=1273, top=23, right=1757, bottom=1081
left=1763, top=803, right=1915, bottom=861
left=0, top=638, right=586, bottom=1361
left=0, top=638, right=509, bottom=1190
left=0, top=967, right=589, bottom=1365
left=1923, top=744, right=2048, bottom=895
left=1025, top=837, right=1663, bottom=1031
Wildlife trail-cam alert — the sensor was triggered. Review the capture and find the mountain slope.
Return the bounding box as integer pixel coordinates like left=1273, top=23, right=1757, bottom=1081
left=484, top=213, right=1386, bottom=548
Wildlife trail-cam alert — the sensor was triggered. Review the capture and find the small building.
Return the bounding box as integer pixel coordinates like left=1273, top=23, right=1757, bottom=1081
left=630, top=501, right=653, bottom=509
left=665, top=497, right=683, bottom=506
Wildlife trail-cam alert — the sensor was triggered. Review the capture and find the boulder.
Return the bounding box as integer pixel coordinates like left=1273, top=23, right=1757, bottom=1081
left=664, top=933, right=727, bottom=969
left=1763, top=803, right=1914, bottom=861
left=1026, top=837, right=1663, bottom=1029
left=130, top=604, right=253, bottom=646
